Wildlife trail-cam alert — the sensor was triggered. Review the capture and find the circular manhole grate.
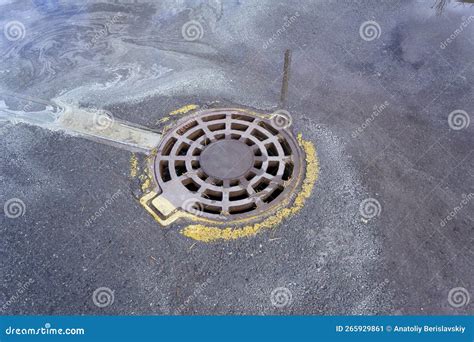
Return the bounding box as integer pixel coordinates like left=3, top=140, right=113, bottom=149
left=152, top=108, right=303, bottom=221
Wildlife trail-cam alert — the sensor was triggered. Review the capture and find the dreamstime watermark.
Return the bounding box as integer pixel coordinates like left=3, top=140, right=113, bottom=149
left=263, top=12, right=300, bottom=49
left=181, top=20, right=204, bottom=41
left=0, top=278, right=35, bottom=313
left=448, top=287, right=470, bottom=308
left=3, top=198, right=26, bottom=218
left=84, top=190, right=123, bottom=227
left=181, top=197, right=205, bottom=217
left=175, top=278, right=212, bottom=314
left=92, top=109, right=115, bottom=131
left=351, top=101, right=389, bottom=138
left=92, top=287, right=114, bottom=308
left=359, top=198, right=381, bottom=219
left=179, top=193, right=228, bottom=220
left=5, top=323, right=85, bottom=336
left=270, top=287, right=293, bottom=308
left=359, top=20, right=381, bottom=41
left=440, top=193, right=473, bottom=227
left=270, top=109, right=293, bottom=129
left=440, top=16, right=474, bottom=49
left=3, top=20, right=26, bottom=41
left=87, top=13, right=124, bottom=48
left=448, top=110, right=470, bottom=130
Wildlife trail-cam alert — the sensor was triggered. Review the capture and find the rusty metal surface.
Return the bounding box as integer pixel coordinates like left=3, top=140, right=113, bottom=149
left=151, top=108, right=303, bottom=221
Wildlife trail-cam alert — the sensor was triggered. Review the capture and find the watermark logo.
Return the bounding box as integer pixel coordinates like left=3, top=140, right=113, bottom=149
left=92, top=110, right=114, bottom=131
left=3, top=21, right=26, bottom=41
left=270, top=109, right=293, bottom=129
left=181, top=20, right=204, bottom=41
left=448, top=287, right=470, bottom=308
left=181, top=197, right=205, bottom=216
left=84, top=190, right=123, bottom=227
left=440, top=16, right=474, bottom=49
left=92, top=287, right=114, bottom=308
left=359, top=198, right=381, bottom=219
left=263, top=12, right=300, bottom=49
left=448, top=110, right=470, bottom=130
left=87, top=13, right=124, bottom=48
left=175, top=278, right=212, bottom=314
left=5, top=322, right=85, bottom=336
left=4, top=198, right=26, bottom=218
left=351, top=101, right=389, bottom=138
left=359, top=21, right=381, bottom=41
left=270, top=287, right=293, bottom=308
left=440, top=193, right=473, bottom=227
left=0, top=278, right=35, bottom=313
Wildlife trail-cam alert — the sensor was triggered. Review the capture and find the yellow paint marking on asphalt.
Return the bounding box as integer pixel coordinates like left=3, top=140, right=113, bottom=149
left=156, top=117, right=170, bottom=124
left=140, top=175, right=152, bottom=192
left=180, top=134, right=319, bottom=242
left=130, top=153, right=138, bottom=178
left=169, top=104, right=199, bottom=116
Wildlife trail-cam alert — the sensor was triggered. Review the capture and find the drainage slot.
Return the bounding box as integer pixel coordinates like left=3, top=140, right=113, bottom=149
left=197, top=170, right=207, bottom=181
left=182, top=178, right=200, bottom=192
left=201, top=137, right=211, bottom=146
left=231, top=133, right=241, bottom=140
left=245, top=171, right=256, bottom=181
left=229, top=189, right=249, bottom=201
left=212, top=178, right=223, bottom=186
left=280, top=138, right=292, bottom=156
left=258, top=121, right=279, bottom=136
left=192, top=148, right=202, bottom=156
left=202, top=114, right=226, bottom=122
left=263, top=185, right=284, bottom=203
left=161, top=137, right=177, bottom=156
left=175, top=161, right=187, bottom=177
left=208, top=123, right=226, bottom=132
left=177, top=121, right=198, bottom=135
left=176, top=142, right=190, bottom=156
left=251, top=129, right=268, bottom=141
left=253, top=178, right=270, bottom=192
left=231, top=114, right=255, bottom=122
left=243, top=138, right=255, bottom=146
left=160, top=161, right=171, bottom=182
left=231, top=122, right=249, bottom=131
left=201, top=204, right=222, bottom=214
left=229, top=202, right=257, bottom=214
left=266, top=161, right=279, bottom=176
left=265, top=143, right=278, bottom=156
left=282, top=162, right=294, bottom=181
left=188, top=129, right=205, bottom=141
left=203, top=189, right=223, bottom=201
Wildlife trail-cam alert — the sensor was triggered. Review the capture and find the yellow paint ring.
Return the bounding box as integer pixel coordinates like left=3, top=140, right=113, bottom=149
left=132, top=105, right=320, bottom=242
left=180, top=134, right=319, bottom=242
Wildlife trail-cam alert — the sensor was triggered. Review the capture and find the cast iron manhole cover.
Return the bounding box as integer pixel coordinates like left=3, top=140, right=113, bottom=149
left=150, top=108, right=303, bottom=222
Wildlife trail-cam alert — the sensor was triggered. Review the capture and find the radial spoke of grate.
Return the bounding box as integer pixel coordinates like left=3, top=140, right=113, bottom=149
left=238, top=178, right=257, bottom=196
left=221, top=188, right=230, bottom=212
left=254, top=155, right=282, bottom=162
left=250, top=167, right=265, bottom=176
left=224, top=115, right=232, bottom=139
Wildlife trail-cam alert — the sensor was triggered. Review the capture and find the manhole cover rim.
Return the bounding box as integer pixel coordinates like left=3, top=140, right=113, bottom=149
left=150, top=107, right=305, bottom=222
